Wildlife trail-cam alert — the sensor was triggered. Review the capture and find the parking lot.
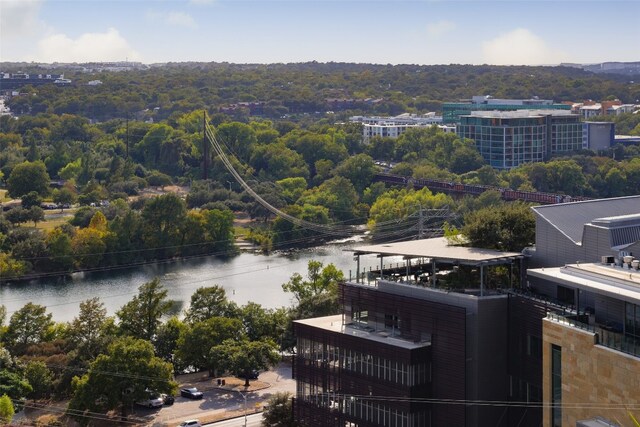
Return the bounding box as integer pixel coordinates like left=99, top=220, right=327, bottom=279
left=137, top=363, right=295, bottom=427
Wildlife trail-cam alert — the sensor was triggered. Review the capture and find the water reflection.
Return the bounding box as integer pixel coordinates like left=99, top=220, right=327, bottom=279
left=1, top=243, right=381, bottom=322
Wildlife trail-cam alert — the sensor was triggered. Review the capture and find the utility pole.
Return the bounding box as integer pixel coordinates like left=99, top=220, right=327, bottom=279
left=125, top=114, right=129, bottom=159
left=203, top=110, right=208, bottom=181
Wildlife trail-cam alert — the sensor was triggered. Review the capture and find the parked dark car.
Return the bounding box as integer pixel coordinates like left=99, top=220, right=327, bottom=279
left=161, top=393, right=175, bottom=405
left=180, top=387, right=203, bottom=399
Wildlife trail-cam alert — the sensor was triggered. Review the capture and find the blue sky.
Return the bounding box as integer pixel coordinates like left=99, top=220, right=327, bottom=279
left=1, top=0, right=639, bottom=65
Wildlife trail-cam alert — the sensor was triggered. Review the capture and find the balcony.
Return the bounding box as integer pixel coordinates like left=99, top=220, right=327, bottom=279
left=546, top=312, right=640, bottom=358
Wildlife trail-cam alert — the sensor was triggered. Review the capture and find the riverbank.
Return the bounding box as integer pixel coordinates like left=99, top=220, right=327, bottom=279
left=1, top=241, right=373, bottom=322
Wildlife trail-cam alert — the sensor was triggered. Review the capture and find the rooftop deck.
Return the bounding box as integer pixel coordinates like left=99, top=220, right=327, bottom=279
left=296, top=315, right=431, bottom=350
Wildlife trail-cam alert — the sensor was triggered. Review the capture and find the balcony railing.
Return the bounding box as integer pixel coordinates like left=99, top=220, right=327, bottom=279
left=546, top=312, right=640, bottom=358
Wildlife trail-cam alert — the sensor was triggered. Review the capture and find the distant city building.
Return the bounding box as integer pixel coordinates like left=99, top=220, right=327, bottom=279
left=571, top=100, right=638, bottom=118
left=456, top=109, right=583, bottom=170
left=583, top=121, right=615, bottom=151
left=0, top=72, right=71, bottom=90
left=572, top=61, right=640, bottom=75
left=350, top=113, right=444, bottom=143
left=614, top=134, right=640, bottom=145
left=578, top=104, right=603, bottom=119
left=442, top=95, right=570, bottom=124
left=607, top=104, right=637, bottom=115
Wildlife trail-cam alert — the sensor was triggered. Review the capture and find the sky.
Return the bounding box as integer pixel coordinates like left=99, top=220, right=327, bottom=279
left=1, top=0, right=639, bottom=66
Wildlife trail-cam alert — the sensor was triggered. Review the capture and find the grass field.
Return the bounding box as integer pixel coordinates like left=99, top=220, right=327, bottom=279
left=37, top=213, right=74, bottom=231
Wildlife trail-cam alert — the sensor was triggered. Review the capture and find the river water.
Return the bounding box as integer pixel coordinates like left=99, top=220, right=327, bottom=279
left=0, top=242, right=389, bottom=322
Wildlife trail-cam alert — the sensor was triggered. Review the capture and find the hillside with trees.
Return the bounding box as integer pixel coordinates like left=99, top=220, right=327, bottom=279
left=0, top=63, right=639, bottom=281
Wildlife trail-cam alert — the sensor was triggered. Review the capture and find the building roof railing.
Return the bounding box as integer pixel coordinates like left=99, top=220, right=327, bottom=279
left=546, top=312, right=640, bottom=359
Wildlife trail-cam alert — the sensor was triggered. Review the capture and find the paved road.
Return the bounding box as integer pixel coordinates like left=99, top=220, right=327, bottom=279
left=205, top=413, right=262, bottom=427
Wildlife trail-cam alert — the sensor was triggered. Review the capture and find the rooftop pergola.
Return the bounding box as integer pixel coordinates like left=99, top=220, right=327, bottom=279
left=349, top=237, right=524, bottom=296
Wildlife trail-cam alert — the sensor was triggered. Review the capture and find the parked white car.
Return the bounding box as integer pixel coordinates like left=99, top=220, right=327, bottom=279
left=179, top=420, right=202, bottom=427
left=135, top=394, right=163, bottom=408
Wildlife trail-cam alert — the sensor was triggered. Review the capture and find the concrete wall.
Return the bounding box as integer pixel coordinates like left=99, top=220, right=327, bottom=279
left=542, top=319, right=640, bottom=427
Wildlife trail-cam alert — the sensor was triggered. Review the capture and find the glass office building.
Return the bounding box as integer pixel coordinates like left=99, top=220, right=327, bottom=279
left=443, top=96, right=571, bottom=124
left=456, top=110, right=582, bottom=170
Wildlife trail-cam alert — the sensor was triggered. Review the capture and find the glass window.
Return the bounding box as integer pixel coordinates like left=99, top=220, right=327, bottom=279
left=551, top=344, right=562, bottom=427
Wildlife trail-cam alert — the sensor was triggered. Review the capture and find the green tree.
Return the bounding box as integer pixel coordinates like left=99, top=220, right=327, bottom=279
left=24, top=361, right=54, bottom=400
left=71, top=227, right=107, bottom=268
left=333, top=153, right=376, bottom=193
left=184, top=285, right=230, bottom=324
left=68, top=337, right=176, bottom=422
left=0, top=394, right=14, bottom=425
left=4, top=303, right=54, bottom=353
left=27, top=206, right=44, bottom=227
left=298, top=176, right=359, bottom=222
left=52, top=187, right=77, bottom=210
left=210, top=339, right=280, bottom=387
left=203, top=209, right=235, bottom=251
left=7, top=161, right=50, bottom=198
left=249, top=143, right=310, bottom=181
left=117, top=278, right=172, bottom=341
left=154, top=316, right=187, bottom=368
left=282, top=260, right=343, bottom=304
left=365, top=136, right=396, bottom=161
left=216, top=122, right=258, bottom=162
left=0, top=253, right=28, bottom=279
left=276, top=177, right=307, bottom=203
left=175, top=317, right=244, bottom=374
left=240, top=302, right=277, bottom=342
left=45, top=228, right=74, bottom=272
left=146, top=171, right=172, bottom=188
left=462, top=203, right=535, bottom=252
left=141, top=193, right=187, bottom=258
left=20, top=191, right=42, bottom=209
left=67, top=298, right=111, bottom=361
left=5, top=207, right=29, bottom=225
left=0, top=369, right=32, bottom=404
left=261, top=392, right=297, bottom=427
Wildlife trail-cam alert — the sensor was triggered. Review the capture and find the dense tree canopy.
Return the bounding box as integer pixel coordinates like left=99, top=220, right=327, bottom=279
left=7, top=161, right=50, bottom=198
left=68, top=337, right=176, bottom=421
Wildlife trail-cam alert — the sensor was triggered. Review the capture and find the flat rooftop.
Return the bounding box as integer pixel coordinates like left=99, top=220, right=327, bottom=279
left=528, top=263, right=640, bottom=304
left=351, top=237, right=522, bottom=266
left=295, top=315, right=431, bottom=350
left=465, top=109, right=577, bottom=119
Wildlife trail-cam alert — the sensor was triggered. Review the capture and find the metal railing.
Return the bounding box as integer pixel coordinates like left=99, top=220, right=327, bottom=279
left=546, top=312, right=640, bottom=359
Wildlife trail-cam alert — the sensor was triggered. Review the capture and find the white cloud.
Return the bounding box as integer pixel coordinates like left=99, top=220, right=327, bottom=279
left=147, top=10, right=198, bottom=29
left=166, top=11, right=198, bottom=29
left=426, top=20, right=456, bottom=38
left=482, top=28, right=566, bottom=65
left=0, top=0, right=45, bottom=39
left=29, top=28, right=141, bottom=63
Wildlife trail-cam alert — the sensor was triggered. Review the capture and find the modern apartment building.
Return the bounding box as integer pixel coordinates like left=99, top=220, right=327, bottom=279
left=293, top=237, right=524, bottom=427
left=527, top=260, right=640, bottom=427
left=293, top=197, right=640, bottom=427
left=349, top=113, right=446, bottom=144
left=443, top=95, right=570, bottom=124
left=456, top=109, right=582, bottom=170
